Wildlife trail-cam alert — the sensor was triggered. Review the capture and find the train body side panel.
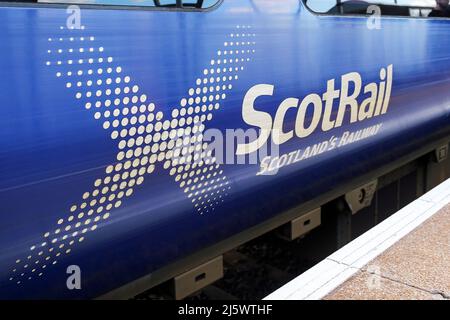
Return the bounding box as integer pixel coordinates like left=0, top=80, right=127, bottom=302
left=0, top=0, right=449, bottom=298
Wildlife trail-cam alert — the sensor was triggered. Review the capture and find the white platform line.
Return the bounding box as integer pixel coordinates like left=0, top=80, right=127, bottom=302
left=264, top=178, right=450, bottom=300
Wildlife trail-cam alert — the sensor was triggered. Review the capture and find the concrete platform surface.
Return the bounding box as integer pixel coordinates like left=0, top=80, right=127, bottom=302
left=265, top=178, right=450, bottom=300
left=325, top=204, right=450, bottom=300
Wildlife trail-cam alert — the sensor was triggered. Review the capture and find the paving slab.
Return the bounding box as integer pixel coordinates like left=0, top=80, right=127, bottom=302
left=265, top=178, right=450, bottom=300
left=325, top=204, right=450, bottom=300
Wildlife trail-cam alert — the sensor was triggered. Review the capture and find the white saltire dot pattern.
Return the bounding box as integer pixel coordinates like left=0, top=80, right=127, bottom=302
left=9, top=25, right=256, bottom=284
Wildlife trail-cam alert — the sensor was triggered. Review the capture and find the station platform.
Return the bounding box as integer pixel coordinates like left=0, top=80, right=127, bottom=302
left=265, top=178, right=450, bottom=300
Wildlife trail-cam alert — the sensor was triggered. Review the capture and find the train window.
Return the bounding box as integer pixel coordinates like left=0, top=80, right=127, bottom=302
left=303, top=0, right=450, bottom=18
left=17, top=0, right=221, bottom=9
left=182, top=0, right=219, bottom=8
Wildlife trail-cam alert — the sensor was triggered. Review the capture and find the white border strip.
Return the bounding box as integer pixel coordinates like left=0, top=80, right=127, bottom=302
left=265, top=178, right=450, bottom=300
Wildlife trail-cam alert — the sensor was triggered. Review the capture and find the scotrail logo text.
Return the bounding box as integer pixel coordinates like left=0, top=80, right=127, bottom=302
left=236, top=65, right=393, bottom=155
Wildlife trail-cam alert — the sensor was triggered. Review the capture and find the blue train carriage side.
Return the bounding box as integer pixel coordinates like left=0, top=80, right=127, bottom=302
left=0, top=0, right=449, bottom=299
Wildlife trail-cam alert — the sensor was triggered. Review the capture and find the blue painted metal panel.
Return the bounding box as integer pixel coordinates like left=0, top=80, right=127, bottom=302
left=0, top=0, right=449, bottom=298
